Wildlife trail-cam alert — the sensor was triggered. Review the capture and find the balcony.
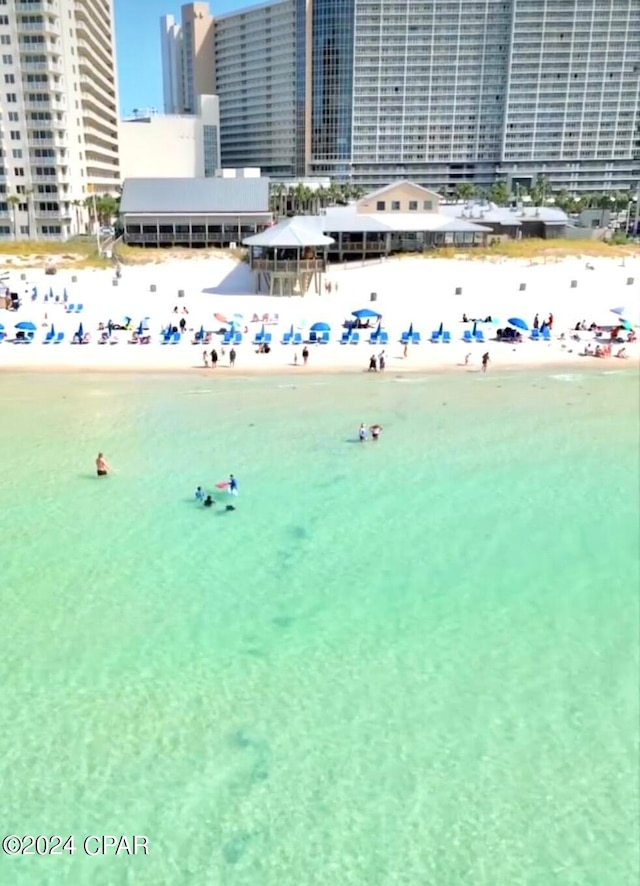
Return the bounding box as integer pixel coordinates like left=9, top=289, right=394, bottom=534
left=28, top=135, right=66, bottom=147
left=79, top=73, right=117, bottom=108
left=16, top=18, right=61, bottom=34
left=15, top=1, right=59, bottom=10
left=23, top=99, right=65, bottom=111
left=20, top=57, right=62, bottom=73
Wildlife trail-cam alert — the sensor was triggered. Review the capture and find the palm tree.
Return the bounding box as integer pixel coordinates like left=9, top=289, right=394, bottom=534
left=488, top=181, right=509, bottom=205
left=7, top=194, right=21, bottom=240
left=530, top=175, right=551, bottom=206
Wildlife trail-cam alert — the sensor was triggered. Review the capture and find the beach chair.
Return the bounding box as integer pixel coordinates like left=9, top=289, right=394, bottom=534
left=530, top=328, right=540, bottom=341
left=430, top=331, right=441, bottom=343
left=541, top=327, right=551, bottom=341
left=351, top=331, right=360, bottom=344
left=53, top=332, right=64, bottom=344
left=463, top=329, right=473, bottom=343
left=474, top=330, right=486, bottom=343
left=400, top=331, right=410, bottom=344
left=161, top=331, right=173, bottom=344
left=222, top=331, right=233, bottom=345
left=340, top=330, right=351, bottom=345
left=308, top=331, right=318, bottom=344
left=368, top=331, right=379, bottom=345
left=75, top=304, right=83, bottom=312
left=0, top=332, right=5, bottom=343
left=233, top=332, right=242, bottom=345
left=66, top=304, right=75, bottom=313
left=171, top=332, right=181, bottom=344
left=442, top=331, right=451, bottom=343
left=379, top=331, right=389, bottom=345
left=252, top=330, right=264, bottom=346
left=292, top=332, right=303, bottom=346
left=43, top=330, right=55, bottom=344
left=281, top=331, right=292, bottom=345
left=319, top=331, right=330, bottom=344
left=263, top=332, right=272, bottom=344
left=412, top=331, right=422, bottom=344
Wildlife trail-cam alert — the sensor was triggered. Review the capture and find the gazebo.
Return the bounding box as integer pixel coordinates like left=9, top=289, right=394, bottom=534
left=243, top=218, right=334, bottom=295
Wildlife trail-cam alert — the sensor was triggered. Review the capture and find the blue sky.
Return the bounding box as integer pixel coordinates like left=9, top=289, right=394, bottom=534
left=114, top=0, right=246, bottom=116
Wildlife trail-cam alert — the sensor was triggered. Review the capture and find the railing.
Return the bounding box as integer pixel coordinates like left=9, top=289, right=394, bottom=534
left=251, top=259, right=326, bottom=272
left=20, top=59, right=61, bottom=71
left=17, top=20, right=60, bottom=33
left=124, top=232, right=242, bottom=244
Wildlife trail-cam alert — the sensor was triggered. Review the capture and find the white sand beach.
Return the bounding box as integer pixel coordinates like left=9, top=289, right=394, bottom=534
left=0, top=254, right=638, bottom=374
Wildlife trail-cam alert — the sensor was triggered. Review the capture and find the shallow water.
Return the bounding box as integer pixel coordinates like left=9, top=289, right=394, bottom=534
left=0, top=368, right=638, bottom=885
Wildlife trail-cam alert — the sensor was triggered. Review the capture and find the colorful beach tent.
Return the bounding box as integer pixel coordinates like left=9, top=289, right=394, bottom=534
left=352, top=308, right=381, bottom=319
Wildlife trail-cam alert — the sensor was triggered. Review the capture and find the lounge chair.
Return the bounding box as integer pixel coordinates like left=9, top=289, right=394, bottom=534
left=233, top=332, right=242, bottom=345
left=161, top=332, right=173, bottom=344
left=171, top=332, right=181, bottom=344
left=292, top=332, right=303, bottom=346
left=474, top=330, right=485, bottom=343
left=340, top=330, right=351, bottom=345
left=66, top=304, right=75, bottom=313
left=309, top=331, right=318, bottom=344
left=541, top=327, right=551, bottom=340
left=368, top=331, right=379, bottom=345
left=379, top=331, right=389, bottom=345
left=281, top=331, right=292, bottom=345
left=222, top=331, right=233, bottom=345
left=263, top=332, right=272, bottom=344
left=252, top=331, right=264, bottom=346
left=75, top=304, right=83, bottom=312
left=530, top=328, right=540, bottom=340
left=43, top=330, right=55, bottom=344
left=351, top=331, right=360, bottom=344
left=0, top=331, right=6, bottom=343
left=53, top=332, right=64, bottom=344
left=400, top=331, right=410, bottom=344
left=463, top=329, right=473, bottom=343
left=430, top=331, right=441, bottom=343
left=411, top=332, right=421, bottom=344
left=319, top=331, right=330, bottom=344
left=442, top=331, right=451, bottom=343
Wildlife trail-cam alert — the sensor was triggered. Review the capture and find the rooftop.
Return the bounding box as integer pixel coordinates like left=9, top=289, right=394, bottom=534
left=441, top=203, right=569, bottom=226
left=119, top=177, right=271, bottom=215
left=244, top=217, right=334, bottom=248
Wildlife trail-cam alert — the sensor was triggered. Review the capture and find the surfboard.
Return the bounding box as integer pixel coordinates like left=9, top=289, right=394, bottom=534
left=215, top=481, right=229, bottom=489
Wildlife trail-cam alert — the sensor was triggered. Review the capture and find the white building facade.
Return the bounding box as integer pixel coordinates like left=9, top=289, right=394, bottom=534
left=119, top=95, right=220, bottom=180
left=0, top=0, right=121, bottom=240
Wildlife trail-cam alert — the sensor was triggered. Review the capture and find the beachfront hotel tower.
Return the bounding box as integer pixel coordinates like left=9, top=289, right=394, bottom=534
left=161, top=0, right=640, bottom=193
left=0, top=0, right=121, bottom=240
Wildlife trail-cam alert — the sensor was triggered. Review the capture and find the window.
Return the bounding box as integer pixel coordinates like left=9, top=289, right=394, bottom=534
left=0, top=15, right=8, bottom=25
left=408, top=201, right=418, bottom=211
left=1, top=54, right=12, bottom=64
left=391, top=201, right=401, bottom=211
left=20, top=225, right=30, bottom=235
left=12, top=149, right=22, bottom=158
left=423, top=200, right=433, bottom=210
left=8, top=111, right=18, bottom=122
left=376, top=201, right=385, bottom=210
left=10, top=131, right=20, bottom=141
left=0, top=35, right=11, bottom=45
left=4, top=73, right=14, bottom=84
left=6, top=92, right=16, bottom=103
left=14, top=167, right=25, bottom=176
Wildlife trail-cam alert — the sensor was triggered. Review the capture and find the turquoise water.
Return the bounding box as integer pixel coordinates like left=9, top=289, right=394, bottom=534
left=0, top=367, right=638, bottom=886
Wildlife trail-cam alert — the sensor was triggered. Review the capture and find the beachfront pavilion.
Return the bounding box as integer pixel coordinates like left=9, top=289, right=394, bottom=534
left=119, top=177, right=272, bottom=248
left=243, top=218, right=334, bottom=295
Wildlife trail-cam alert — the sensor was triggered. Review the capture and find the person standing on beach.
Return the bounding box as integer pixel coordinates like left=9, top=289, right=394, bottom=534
left=96, top=453, right=110, bottom=476
left=229, top=347, right=236, bottom=367
left=378, top=351, right=386, bottom=371
left=481, top=352, right=490, bottom=373
left=210, top=348, right=218, bottom=368
left=302, top=346, right=309, bottom=365
left=368, top=354, right=377, bottom=372
left=533, top=313, right=539, bottom=330
left=202, top=350, right=209, bottom=367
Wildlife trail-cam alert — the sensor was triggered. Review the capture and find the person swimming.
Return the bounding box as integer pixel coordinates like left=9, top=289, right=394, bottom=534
left=229, top=474, right=238, bottom=494
left=225, top=504, right=236, bottom=511
left=195, top=486, right=205, bottom=501
left=96, top=452, right=110, bottom=476
left=370, top=424, right=382, bottom=440
left=204, top=495, right=214, bottom=507
left=359, top=423, right=368, bottom=442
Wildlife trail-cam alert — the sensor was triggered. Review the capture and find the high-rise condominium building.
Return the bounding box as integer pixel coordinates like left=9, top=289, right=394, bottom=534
left=160, top=3, right=215, bottom=115
left=0, top=0, right=120, bottom=240
left=162, top=0, right=640, bottom=193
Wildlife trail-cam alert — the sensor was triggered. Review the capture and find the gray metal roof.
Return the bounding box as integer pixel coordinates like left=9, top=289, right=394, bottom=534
left=244, top=217, right=334, bottom=247
left=119, top=177, right=270, bottom=215
left=441, top=203, right=568, bottom=225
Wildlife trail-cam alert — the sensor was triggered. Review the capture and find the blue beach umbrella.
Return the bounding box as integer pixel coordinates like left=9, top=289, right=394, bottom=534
left=50, top=323, right=56, bottom=336
left=611, top=306, right=626, bottom=316
left=63, top=288, right=68, bottom=302
left=472, top=321, right=477, bottom=336
left=48, top=286, right=54, bottom=300
left=507, top=317, right=529, bottom=332
left=352, top=308, right=381, bottom=320
left=198, top=324, right=205, bottom=340
left=407, top=322, right=414, bottom=337
left=310, top=321, right=330, bottom=332
left=289, top=323, right=294, bottom=337
left=137, top=321, right=144, bottom=336
left=260, top=323, right=265, bottom=337
left=374, top=319, right=382, bottom=336
left=16, top=321, right=36, bottom=331
left=77, top=322, right=84, bottom=339
left=437, top=321, right=444, bottom=336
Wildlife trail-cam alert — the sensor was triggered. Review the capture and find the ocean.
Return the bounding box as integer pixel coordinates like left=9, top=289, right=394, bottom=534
left=0, top=367, right=638, bottom=885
